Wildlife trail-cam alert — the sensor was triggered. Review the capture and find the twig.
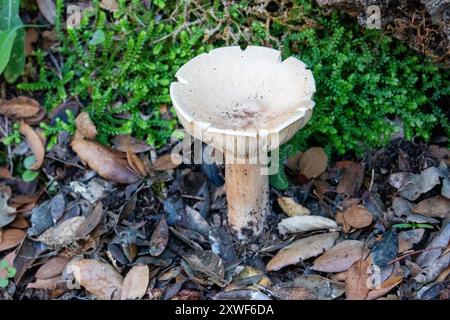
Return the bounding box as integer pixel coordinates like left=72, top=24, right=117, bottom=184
left=388, top=246, right=448, bottom=265
left=369, top=168, right=375, bottom=192
left=45, top=155, right=85, bottom=170
left=181, top=194, right=205, bottom=201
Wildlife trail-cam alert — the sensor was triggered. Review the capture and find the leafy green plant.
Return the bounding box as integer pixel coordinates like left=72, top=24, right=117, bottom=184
left=393, top=222, right=434, bottom=230
left=1, top=122, right=21, bottom=145
left=0, top=0, right=25, bottom=83
left=0, top=259, right=16, bottom=288
left=22, top=155, right=39, bottom=182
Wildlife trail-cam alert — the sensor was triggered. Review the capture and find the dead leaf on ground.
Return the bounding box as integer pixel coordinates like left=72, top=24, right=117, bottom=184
left=278, top=215, right=338, bottom=235
left=75, top=112, right=97, bottom=139
left=152, top=153, right=183, bottom=171
left=27, top=275, right=61, bottom=290
left=345, top=258, right=370, bottom=300
left=20, top=121, right=45, bottom=170
left=182, top=250, right=225, bottom=287
left=277, top=197, right=310, bottom=216
left=67, top=259, right=123, bottom=300
left=276, top=275, right=345, bottom=300
left=367, top=264, right=403, bottom=300
left=342, top=205, right=373, bottom=229
left=120, top=265, right=150, bottom=300
left=412, top=196, right=450, bottom=219
left=36, top=0, right=56, bottom=24
left=25, top=29, right=39, bottom=55
left=398, top=229, right=425, bottom=253
left=299, top=147, right=328, bottom=179
left=371, top=229, right=398, bottom=267
left=126, top=151, right=147, bottom=177
left=263, top=286, right=316, bottom=300
left=71, top=139, right=140, bottom=184
left=266, top=232, right=339, bottom=271
left=36, top=216, right=85, bottom=248
left=76, top=201, right=103, bottom=238
left=0, top=229, right=26, bottom=252
left=0, top=185, right=16, bottom=228
left=149, top=216, right=169, bottom=257
left=0, top=97, right=41, bottom=120
left=111, top=135, right=151, bottom=153
left=415, top=253, right=450, bottom=283
left=336, top=162, right=364, bottom=194
left=312, top=240, right=369, bottom=273
left=392, top=197, right=439, bottom=224
left=388, top=167, right=443, bottom=201
left=100, top=0, right=119, bottom=12
left=429, top=145, right=450, bottom=166
left=415, top=221, right=450, bottom=267
left=35, top=256, right=71, bottom=280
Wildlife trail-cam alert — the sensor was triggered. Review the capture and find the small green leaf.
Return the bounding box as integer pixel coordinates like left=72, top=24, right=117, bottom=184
left=6, top=267, right=16, bottom=278
left=0, top=260, right=7, bottom=269
left=392, top=223, right=413, bottom=229
left=23, top=155, right=37, bottom=170
left=0, top=278, right=9, bottom=288
left=415, top=223, right=434, bottom=229
left=89, top=30, right=105, bottom=46
left=22, top=170, right=39, bottom=182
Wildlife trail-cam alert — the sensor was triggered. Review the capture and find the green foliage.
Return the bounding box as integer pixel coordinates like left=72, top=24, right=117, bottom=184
left=15, top=0, right=449, bottom=158
left=393, top=223, right=434, bottom=230
left=0, top=259, right=16, bottom=288
left=0, top=0, right=25, bottom=83
left=1, top=122, right=21, bottom=145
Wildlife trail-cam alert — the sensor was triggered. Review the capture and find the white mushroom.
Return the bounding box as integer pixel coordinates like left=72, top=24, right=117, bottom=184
left=170, top=46, right=316, bottom=240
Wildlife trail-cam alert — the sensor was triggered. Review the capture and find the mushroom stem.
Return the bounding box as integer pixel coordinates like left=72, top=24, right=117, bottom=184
left=225, top=163, right=269, bottom=240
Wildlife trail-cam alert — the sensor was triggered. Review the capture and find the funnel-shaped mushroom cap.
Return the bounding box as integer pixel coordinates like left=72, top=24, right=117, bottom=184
left=170, top=46, right=315, bottom=159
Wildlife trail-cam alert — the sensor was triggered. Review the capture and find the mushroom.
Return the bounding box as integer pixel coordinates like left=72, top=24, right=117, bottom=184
left=170, top=46, right=316, bottom=240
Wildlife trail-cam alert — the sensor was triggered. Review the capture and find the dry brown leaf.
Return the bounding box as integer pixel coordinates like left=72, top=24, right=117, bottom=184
left=126, top=151, right=147, bottom=177
left=35, top=256, right=70, bottom=280
left=266, top=232, right=339, bottom=271
left=152, top=153, right=182, bottom=171
left=336, top=162, right=364, bottom=194
left=429, top=145, right=450, bottom=166
left=312, top=240, right=369, bottom=273
left=299, top=147, right=328, bottom=179
left=366, top=264, right=403, bottom=300
left=342, top=206, right=373, bottom=229
left=120, top=265, right=149, bottom=300
left=335, top=211, right=351, bottom=233
left=75, top=112, right=97, bottom=139
left=278, top=215, right=338, bottom=235
left=67, top=259, right=123, bottom=300
left=266, top=286, right=316, bottom=300
left=412, top=196, right=450, bottom=219
left=25, top=29, right=39, bottom=55
left=0, top=97, right=41, bottom=119
left=20, top=121, right=45, bottom=170
left=36, top=0, right=56, bottom=24
left=10, top=217, right=29, bottom=229
left=111, top=135, right=151, bottom=153
left=100, top=0, right=119, bottom=12
left=345, top=258, right=370, bottom=300
left=27, top=276, right=61, bottom=290
left=76, top=201, right=103, bottom=238
left=36, top=216, right=85, bottom=248
left=0, top=228, right=26, bottom=252
left=277, top=197, right=310, bottom=216
left=149, top=216, right=168, bottom=257
left=398, top=228, right=425, bottom=253
left=71, top=139, right=140, bottom=184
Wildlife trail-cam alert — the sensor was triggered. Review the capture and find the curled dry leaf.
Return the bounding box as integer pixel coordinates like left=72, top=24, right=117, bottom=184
left=35, top=256, right=71, bottom=280
left=336, top=162, right=364, bottom=195
left=36, top=216, right=85, bottom=248
left=0, top=228, right=26, bottom=252
left=152, top=153, right=183, bottom=171
left=120, top=265, right=150, bottom=300
left=76, top=201, right=103, bottom=238
left=0, top=96, right=41, bottom=119
left=20, top=121, right=45, bottom=170
left=126, top=151, right=147, bottom=177
left=71, top=139, right=140, bottom=184
left=111, top=135, right=151, bottom=153
left=277, top=197, right=310, bottom=216
left=345, top=258, right=370, bottom=300
left=149, top=216, right=169, bottom=257
left=412, top=196, right=450, bottom=219
left=278, top=215, right=338, bottom=235
left=75, top=112, right=97, bottom=139
left=299, top=147, right=328, bottom=179
left=67, top=259, right=123, bottom=300
left=312, top=240, right=369, bottom=273
left=36, top=0, right=56, bottom=24
left=342, top=206, right=373, bottom=229
left=266, top=232, right=339, bottom=271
